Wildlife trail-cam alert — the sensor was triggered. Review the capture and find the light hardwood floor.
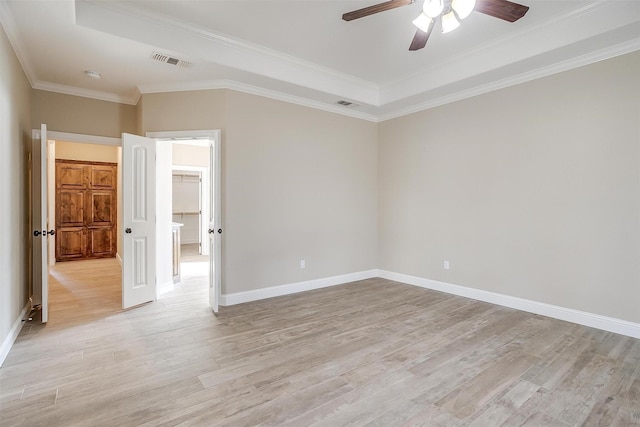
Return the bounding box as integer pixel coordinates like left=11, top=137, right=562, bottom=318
left=1, top=258, right=639, bottom=426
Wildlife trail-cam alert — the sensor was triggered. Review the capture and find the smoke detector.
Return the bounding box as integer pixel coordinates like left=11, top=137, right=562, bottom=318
left=151, top=52, right=192, bottom=68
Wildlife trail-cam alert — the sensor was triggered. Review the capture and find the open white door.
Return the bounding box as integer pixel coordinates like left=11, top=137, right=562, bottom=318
left=31, top=124, right=50, bottom=322
left=122, top=133, right=156, bottom=309
left=208, top=136, right=221, bottom=313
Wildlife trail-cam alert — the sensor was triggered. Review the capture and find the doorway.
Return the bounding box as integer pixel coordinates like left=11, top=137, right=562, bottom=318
left=146, top=130, right=221, bottom=312
left=32, top=128, right=222, bottom=322
left=158, top=139, right=211, bottom=299
left=44, top=134, right=124, bottom=323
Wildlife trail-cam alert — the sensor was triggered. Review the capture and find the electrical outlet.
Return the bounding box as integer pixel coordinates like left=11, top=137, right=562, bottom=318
left=443, top=260, right=450, bottom=270
left=300, top=259, right=306, bottom=269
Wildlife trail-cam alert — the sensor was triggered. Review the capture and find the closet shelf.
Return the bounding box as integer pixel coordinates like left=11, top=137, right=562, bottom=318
left=172, top=211, right=201, bottom=216
left=172, top=173, right=201, bottom=182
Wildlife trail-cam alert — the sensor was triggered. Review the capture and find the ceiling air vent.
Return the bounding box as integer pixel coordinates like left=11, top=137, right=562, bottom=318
left=151, top=52, right=192, bottom=69
left=337, top=100, right=357, bottom=107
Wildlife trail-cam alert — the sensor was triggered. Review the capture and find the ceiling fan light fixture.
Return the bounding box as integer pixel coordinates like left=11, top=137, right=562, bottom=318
left=422, top=0, right=444, bottom=18
left=441, top=10, right=460, bottom=33
left=412, top=12, right=433, bottom=32
left=451, top=0, right=476, bottom=19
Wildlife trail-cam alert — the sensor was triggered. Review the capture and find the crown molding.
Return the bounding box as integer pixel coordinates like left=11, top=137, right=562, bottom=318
left=76, top=0, right=380, bottom=106
left=138, top=79, right=379, bottom=122
left=32, top=80, right=139, bottom=105
left=4, top=0, right=638, bottom=122
left=0, top=0, right=36, bottom=87
left=18, top=38, right=640, bottom=124
left=378, top=38, right=640, bottom=122
left=0, top=2, right=138, bottom=105
left=110, top=1, right=377, bottom=91
left=380, top=0, right=640, bottom=104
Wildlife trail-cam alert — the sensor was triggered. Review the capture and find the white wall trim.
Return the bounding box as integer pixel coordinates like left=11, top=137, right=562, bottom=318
left=33, top=80, right=139, bottom=105
left=0, top=0, right=36, bottom=87
left=157, top=280, right=174, bottom=297
left=76, top=0, right=379, bottom=106
left=146, top=130, right=219, bottom=140
left=377, top=38, right=640, bottom=122
left=0, top=302, right=31, bottom=367
left=377, top=270, right=640, bottom=339
left=47, top=131, right=122, bottom=146
left=138, top=79, right=379, bottom=123
left=220, top=269, right=378, bottom=306
left=5, top=0, right=638, bottom=122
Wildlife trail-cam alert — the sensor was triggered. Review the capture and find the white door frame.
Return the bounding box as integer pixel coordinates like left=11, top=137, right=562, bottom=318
left=146, top=130, right=222, bottom=313
left=33, top=129, right=123, bottom=321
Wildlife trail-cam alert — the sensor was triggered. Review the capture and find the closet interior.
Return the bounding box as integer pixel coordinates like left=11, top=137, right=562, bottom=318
left=172, top=170, right=202, bottom=254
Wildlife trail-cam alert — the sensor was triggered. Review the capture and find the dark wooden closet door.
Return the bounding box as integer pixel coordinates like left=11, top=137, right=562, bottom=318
left=55, top=160, right=117, bottom=261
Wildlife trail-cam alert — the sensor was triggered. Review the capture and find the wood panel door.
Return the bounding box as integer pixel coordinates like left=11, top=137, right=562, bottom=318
left=56, top=160, right=117, bottom=261
left=122, top=133, right=156, bottom=308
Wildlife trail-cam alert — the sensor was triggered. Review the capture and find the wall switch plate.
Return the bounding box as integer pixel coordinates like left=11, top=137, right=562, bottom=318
left=444, top=260, right=450, bottom=270
left=300, top=259, right=306, bottom=269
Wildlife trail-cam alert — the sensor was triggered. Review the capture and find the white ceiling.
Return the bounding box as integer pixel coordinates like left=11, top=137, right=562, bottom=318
left=1, top=0, right=639, bottom=121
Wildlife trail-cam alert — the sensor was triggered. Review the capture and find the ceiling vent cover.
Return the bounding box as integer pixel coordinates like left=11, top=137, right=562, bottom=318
left=151, top=52, right=192, bottom=68
left=337, top=100, right=357, bottom=107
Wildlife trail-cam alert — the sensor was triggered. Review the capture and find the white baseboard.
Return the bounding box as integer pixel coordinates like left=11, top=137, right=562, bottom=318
left=220, top=269, right=378, bottom=306
left=377, top=270, right=640, bottom=339
left=157, top=280, right=174, bottom=297
left=116, top=253, right=122, bottom=266
left=0, top=301, right=31, bottom=367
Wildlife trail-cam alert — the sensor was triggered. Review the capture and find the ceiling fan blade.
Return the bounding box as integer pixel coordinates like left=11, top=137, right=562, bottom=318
left=342, top=0, right=413, bottom=21
left=475, top=0, right=529, bottom=22
left=409, top=23, right=434, bottom=51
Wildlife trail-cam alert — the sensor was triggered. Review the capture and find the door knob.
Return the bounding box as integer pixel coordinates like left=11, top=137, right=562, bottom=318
left=218, top=229, right=222, bottom=234
left=125, top=228, right=132, bottom=234
left=47, top=229, right=56, bottom=236
left=208, top=229, right=214, bottom=234
left=33, top=230, right=41, bottom=237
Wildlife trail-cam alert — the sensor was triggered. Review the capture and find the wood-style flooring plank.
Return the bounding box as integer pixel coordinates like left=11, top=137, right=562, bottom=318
left=1, top=256, right=639, bottom=426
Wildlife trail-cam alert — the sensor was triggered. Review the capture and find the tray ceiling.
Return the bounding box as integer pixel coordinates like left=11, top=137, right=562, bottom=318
left=1, top=0, right=638, bottom=121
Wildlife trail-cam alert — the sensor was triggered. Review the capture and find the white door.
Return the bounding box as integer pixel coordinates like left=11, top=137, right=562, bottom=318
left=208, top=136, right=221, bottom=313
left=122, top=133, right=157, bottom=308
left=31, top=124, right=49, bottom=322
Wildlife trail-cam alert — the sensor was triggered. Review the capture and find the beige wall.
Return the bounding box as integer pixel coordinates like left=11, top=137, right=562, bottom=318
left=0, top=25, right=32, bottom=354
left=55, top=141, right=119, bottom=163
left=139, top=90, right=226, bottom=133
left=378, top=51, right=640, bottom=323
left=32, top=90, right=136, bottom=137
left=140, top=89, right=378, bottom=294
left=224, top=91, right=378, bottom=293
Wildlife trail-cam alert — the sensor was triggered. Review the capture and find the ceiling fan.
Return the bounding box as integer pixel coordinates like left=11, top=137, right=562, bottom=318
left=342, top=0, right=530, bottom=51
